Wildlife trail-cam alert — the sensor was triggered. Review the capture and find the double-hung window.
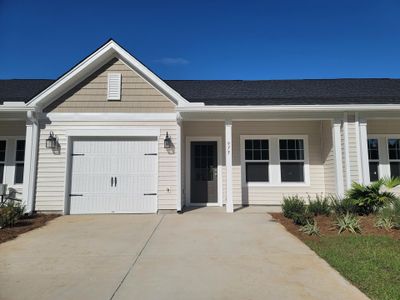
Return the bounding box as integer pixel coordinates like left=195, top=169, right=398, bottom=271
left=368, top=139, right=379, bottom=181
left=244, top=139, right=269, bottom=182
left=388, top=138, right=400, bottom=178
left=14, top=140, right=25, bottom=184
left=0, top=141, right=6, bottom=183
left=279, top=139, right=305, bottom=182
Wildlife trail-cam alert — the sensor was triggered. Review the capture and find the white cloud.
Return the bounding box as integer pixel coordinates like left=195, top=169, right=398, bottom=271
left=154, top=57, right=189, bottom=66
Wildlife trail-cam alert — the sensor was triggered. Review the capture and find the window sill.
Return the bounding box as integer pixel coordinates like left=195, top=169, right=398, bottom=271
left=245, top=182, right=310, bottom=188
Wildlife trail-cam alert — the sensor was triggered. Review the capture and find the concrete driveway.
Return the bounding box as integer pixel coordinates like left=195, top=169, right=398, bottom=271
left=0, top=208, right=367, bottom=300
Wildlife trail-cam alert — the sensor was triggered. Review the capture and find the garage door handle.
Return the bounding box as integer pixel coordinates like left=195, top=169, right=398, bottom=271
left=144, top=193, right=157, bottom=196
left=69, top=194, right=83, bottom=197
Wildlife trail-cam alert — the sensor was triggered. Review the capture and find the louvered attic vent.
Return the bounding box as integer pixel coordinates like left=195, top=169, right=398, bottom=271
left=107, top=73, right=121, bottom=100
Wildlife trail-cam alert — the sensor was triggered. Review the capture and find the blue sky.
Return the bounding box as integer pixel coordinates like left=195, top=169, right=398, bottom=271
left=1, top=0, right=400, bottom=80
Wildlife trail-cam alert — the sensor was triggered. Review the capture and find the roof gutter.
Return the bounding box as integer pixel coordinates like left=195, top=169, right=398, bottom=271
left=177, top=104, right=400, bottom=113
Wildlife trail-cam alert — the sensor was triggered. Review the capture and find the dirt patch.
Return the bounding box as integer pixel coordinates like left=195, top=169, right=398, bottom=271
left=0, top=214, right=60, bottom=244
left=270, top=213, right=400, bottom=241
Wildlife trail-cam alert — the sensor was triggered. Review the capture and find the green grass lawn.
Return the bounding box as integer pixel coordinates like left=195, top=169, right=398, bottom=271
left=306, top=235, right=400, bottom=300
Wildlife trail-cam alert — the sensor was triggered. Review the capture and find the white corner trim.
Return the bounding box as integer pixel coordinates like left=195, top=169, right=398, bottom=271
left=185, top=136, right=223, bottom=208
left=332, top=119, right=345, bottom=196
left=27, top=40, right=193, bottom=109
left=41, top=112, right=178, bottom=122
left=343, top=113, right=351, bottom=189
left=359, top=119, right=370, bottom=185
left=66, top=126, right=160, bottom=137
left=354, top=113, right=363, bottom=183
left=176, top=119, right=182, bottom=211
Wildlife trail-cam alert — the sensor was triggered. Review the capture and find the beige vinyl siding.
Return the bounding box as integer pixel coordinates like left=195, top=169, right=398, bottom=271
left=35, top=120, right=177, bottom=212
left=182, top=121, right=226, bottom=203
left=341, top=121, right=347, bottom=190
left=45, top=58, right=176, bottom=113
left=321, top=120, right=336, bottom=194
left=0, top=121, right=26, bottom=136
left=347, top=114, right=360, bottom=183
left=367, top=120, right=400, bottom=135
left=233, top=121, right=327, bottom=205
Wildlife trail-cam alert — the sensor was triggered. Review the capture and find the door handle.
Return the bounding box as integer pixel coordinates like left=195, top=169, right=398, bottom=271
left=114, top=177, right=117, bottom=187
left=111, top=177, right=114, bottom=187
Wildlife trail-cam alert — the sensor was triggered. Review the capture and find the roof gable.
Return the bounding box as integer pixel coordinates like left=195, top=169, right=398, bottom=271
left=27, top=39, right=195, bottom=109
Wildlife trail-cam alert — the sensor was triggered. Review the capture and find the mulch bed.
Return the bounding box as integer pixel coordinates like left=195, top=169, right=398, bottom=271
left=0, top=214, right=60, bottom=244
left=271, top=212, right=400, bottom=241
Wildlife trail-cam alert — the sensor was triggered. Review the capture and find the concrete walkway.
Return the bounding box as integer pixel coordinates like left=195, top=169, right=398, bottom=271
left=0, top=208, right=368, bottom=300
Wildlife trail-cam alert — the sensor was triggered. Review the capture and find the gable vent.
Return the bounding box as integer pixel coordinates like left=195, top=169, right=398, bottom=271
left=107, top=73, right=121, bottom=100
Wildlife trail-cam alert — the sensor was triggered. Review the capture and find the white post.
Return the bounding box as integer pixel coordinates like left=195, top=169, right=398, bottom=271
left=332, top=119, right=345, bottom=197
left=359, top=118, right=370, bottom=185
left=225, top=120, right=233, bottom=213
left=22, top=111, right=39, bottom=214
left=176, top=113, right=182, bottom=212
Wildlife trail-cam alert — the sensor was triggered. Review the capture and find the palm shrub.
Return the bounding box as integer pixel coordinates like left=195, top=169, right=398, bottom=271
left=345, top=178, right=400, bottom=215
left=308, top=194, right=331, bottom=216
left=335, top=212, right=361, bottom=234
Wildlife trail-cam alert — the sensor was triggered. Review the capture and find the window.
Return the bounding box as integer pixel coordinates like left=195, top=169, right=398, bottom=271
left=368, top=139, right=379, bottom=181
left=107, top=73, right=121, bottom=100
left=279, top=139, right=305, bottom=182
left=14, top=140, right=25, bottom=184
left=388, top=138, right=400, bottom=178
left=244, top=139, right=269, bottom=182
left=0, top=141, right=6, bottom=183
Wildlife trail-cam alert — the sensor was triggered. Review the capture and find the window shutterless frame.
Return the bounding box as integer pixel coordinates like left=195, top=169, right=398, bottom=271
left=367, top=138, right=380, bottom=182
left=240, top=135, right=310, bottom=187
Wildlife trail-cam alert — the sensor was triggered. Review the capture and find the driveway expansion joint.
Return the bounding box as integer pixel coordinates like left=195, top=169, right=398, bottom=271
left=109, top=215, right=165, bottom=300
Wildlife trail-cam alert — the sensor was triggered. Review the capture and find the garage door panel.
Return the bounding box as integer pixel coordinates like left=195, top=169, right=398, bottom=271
left=69, top=138, right=158, bottom=214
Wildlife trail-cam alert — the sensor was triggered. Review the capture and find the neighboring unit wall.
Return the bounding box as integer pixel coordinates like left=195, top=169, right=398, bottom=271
left=45, top=58, right=176, bottom=113
left=35, top=120, right=177, bottom=212
left=367, top=119, right=400, bottom=135
left=233, top=121, right=327, bottom=205
left=321, top=120, right=336, bottom=194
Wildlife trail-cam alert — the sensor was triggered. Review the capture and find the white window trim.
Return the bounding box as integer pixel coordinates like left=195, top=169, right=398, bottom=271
left=0, top=136, right=25, bottom=187
left=243, top=139, right=270, bottom=183
left=366, top=134, right=400, bottom=179
left=240, top=135, right=310, bottom=187
left=366, top=137, right=380, bottom=181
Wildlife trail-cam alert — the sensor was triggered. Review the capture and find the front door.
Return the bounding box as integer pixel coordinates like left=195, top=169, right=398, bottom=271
left=190, top=141, right=218, bottom=204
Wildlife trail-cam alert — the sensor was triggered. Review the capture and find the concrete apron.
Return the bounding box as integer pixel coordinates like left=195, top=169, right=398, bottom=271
left=0, top=210, right=368, bottom=300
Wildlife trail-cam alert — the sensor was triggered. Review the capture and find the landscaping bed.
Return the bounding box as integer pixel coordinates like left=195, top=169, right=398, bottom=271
left=0, top=213, right=60, bottom=244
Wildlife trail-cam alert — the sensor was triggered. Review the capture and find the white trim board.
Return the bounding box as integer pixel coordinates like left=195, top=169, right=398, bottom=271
left=41, top=112, right=178, bottom=122
left=66, top=127, right=160, bottom=137
left=185, top=136, right=223, bottom=207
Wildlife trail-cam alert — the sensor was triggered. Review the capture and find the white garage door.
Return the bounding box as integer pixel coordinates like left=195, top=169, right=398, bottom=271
left=69, top=137, right=158, bottom=214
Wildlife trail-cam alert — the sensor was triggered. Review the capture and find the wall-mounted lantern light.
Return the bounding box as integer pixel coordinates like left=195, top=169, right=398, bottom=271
left=46, top=131, right=58, bottom=149
left=164, top=132, right=172, bottom=149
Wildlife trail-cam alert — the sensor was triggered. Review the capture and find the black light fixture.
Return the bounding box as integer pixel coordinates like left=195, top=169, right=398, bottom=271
left=164, top=132, right=172, bottom=149
left=46, top=131, right=57, bottom=149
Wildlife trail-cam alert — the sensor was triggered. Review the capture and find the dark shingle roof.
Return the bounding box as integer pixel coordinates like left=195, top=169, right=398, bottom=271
left=3, top=78, right=400, bottom=105
left=164, top=79, right=400, bottom=105
left=0, top=79, right=55, bottom=103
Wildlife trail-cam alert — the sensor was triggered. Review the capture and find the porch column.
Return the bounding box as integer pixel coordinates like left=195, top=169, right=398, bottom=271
left=176, top=113, right=182, bottom=212
left=23, top=111, right=40, bottom=214
left=332, top=118, right=345, bottom=197
left=359, top=118, right=370, bottom=185
left=225, top=120, right=233, bottom=213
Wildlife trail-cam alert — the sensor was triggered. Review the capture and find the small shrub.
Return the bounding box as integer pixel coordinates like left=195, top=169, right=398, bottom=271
left=292, top=211, right=314, bottom=226
left=282, top=195, right=306, bottom=219
left=0, top=200, right=24, bottom=228
left=335, top=212, right=361, bottom=234
left=299, top=220, right=320, bottom=236
left=375, top=200, right=400, bottom=230
left=308, top=194, right=331, bottom=216
left=375, top=215, right=395, bottom=231
left=330, top=196, right=356, bottom=215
